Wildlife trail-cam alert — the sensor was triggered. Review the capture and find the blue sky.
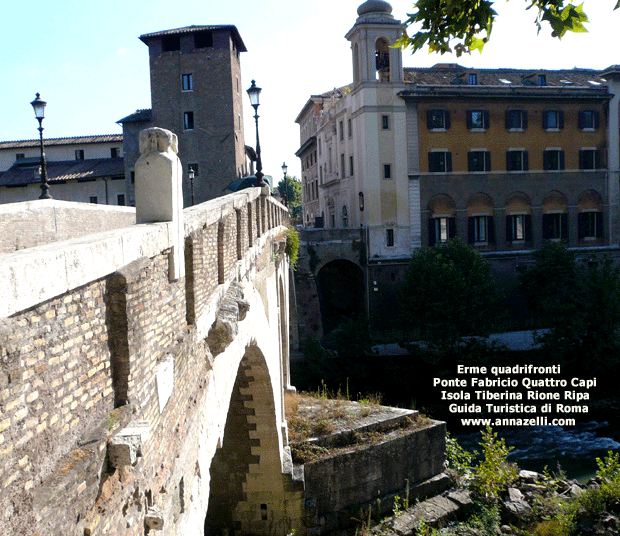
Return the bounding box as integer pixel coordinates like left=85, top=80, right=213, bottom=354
left=1, top=0, right=619, bottom=181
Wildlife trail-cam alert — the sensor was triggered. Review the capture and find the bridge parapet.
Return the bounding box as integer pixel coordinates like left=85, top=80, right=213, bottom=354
left=0, top=173, right=292, bottom=535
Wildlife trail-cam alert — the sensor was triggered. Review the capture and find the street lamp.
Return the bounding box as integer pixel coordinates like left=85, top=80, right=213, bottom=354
left=30, top=93, right=51, bottom=199
left=189, top=167, right=195, bottom=206
left=281, top=162, right=288, bottom=207
left=246, top=80, right=266, bottom=187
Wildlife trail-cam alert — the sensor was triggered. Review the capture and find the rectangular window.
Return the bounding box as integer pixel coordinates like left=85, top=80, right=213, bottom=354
left=182, top=73, right=193, bottom=91
left=15, top=153, right=24, bottom=160
left=111, top=148, right=119, bottom=158
left=348, top=118, right=352, bottom=138
left=506, top=110, right=527, bottom=130
left=162, top=35, right=181, bottom=52
left=468, top=151, right=491, bottom=172
left=339, top=121, right=344, bottom=141
left=538, top=74, right=547, bottom=86
left=581, top=211, right=601, bottom=239
left=579, top=149, right=601, bottom=170
left=184, top=111, right=194, bottom=130
left=341, top=154, right=345, bottom=176
left=194, top=30, right=213, bottom=49
left=349, top=155, right=354, bottom=176
left=117, top=194, right=126, bottom=206
left=472, top=216, right=487, bottom=243
left=427, top=110, right=450, bottom=130
left=435, top=217, right=449, bottom=243
left=543, top=149, right=565, bottom=171
left=543, top=110, right=563, bottom=130
left=386, top=228, right=394, bottom=247
left=428, top=151, right=452, bottom=173
left=467, top=110, right=489, bottom=130
left=543, top=213, right=567, bottom=240
left=75, top=149, right=85, bottom=160
left=506, top=150, right=529, bottom=171
left=468, top=73, right=478, bottom=85
left=511, top=215, right=525, bottom=241
left=383, top=164, right=392, bottom=179
left=382, top=115, right=390, bottom=130
left=130, top=171, right=135, bottom=184
left=89, top=196, right=98, bottom=204
left=579, top=109, right=600, bottom=130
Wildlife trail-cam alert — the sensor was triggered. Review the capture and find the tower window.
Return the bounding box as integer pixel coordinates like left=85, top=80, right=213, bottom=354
left=75, top=149, right=85, bottom=160
left=162, top=35, right=180, bottom=52
left=184, top=112, right=194, bottom=130
left=182, top=73, right=193, bottom=91
left=194, top=30, right=213, bottom=49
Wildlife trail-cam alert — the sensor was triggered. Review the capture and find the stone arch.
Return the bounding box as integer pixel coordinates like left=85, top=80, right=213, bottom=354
left=578, top=189, right=603, bottom=210
left=428, top=193, right=456, bottom=217
left=465, top=192, right=494, bottom=216
left=504, top=192, right=532, bottom=214
left=316, top=259, right=365, bottom=334
left=375, top=37, right=391, bottom=82
left=542, top=190, right=568, bottom=213
left=205, top=344, right=293, bottom=536
left=577, top=189, right=604, bottom=242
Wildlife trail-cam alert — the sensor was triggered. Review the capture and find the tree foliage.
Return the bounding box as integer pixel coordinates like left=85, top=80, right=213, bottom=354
left=399, top=239, right=505, bottom=352
left=396, top=0, right=609, bottom=57
left=277, top=176, right=302, bottom=219
left=519, top=242, right=620, bottom=376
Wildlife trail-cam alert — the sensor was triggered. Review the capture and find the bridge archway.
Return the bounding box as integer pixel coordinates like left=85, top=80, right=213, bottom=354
left=316, top=259, right=365, bottom=334
left=205, top=343, right=293, bottom=536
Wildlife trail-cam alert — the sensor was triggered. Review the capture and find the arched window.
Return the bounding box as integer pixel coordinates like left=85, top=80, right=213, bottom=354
left=375, top=38, right=391, bottom=82
left=428, top=194, right=456, bottom=246
left=466, top=193, right=495, bottom=246
left=542, top=191, right=568, bottom=241
left=578, top=190, right=603, bottom=242
left=505, top=192, right=532, bottom=245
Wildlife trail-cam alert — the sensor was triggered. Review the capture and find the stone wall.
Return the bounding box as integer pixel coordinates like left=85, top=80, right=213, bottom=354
left=0, top=199, right=135, bottom=253
left=0, top=188, right=292, bottom=535
left=303, top=421, right=447, bottom=533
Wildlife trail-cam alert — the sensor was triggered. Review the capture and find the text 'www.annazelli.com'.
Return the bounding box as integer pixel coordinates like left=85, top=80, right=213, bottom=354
left=461, top=417, right=576, bottom=427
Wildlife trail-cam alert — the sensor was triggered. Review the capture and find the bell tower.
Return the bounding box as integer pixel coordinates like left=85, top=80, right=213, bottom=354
left=345, top=0, right=404, bottom=86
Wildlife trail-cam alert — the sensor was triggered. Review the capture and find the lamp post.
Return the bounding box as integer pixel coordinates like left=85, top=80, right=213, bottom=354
left=30, top=93, right=51, bottom=199
left=281, top=162, right=288, bottom=207
left=189, top=168, right=195, bottom=206
left=246, top=80, right=266, bottom=187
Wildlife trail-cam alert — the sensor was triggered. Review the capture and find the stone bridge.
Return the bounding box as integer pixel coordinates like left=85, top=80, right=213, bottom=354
left=0, top=130, right=301, bottom=534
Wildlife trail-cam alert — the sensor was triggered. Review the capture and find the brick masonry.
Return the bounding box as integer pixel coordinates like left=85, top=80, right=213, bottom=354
left=0, top=189, right=293, bottom=535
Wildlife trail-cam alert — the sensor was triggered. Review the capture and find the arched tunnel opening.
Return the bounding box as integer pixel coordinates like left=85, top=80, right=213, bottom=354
left=205, top=345, right=292, bottom=536
left=316, top=259, right=366, bottom=334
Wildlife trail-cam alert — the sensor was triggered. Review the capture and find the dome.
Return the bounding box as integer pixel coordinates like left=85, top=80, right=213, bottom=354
left=357, top=0, right=392, bottom=16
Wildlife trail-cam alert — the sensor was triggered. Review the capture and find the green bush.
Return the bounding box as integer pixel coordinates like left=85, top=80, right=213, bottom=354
left=471, top=426, right=518, bottom=501
left=285, top=227, right=300, bottom=269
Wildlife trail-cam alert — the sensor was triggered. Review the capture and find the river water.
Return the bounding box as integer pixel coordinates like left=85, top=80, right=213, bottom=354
left=455, top=421, right=620, bottom=483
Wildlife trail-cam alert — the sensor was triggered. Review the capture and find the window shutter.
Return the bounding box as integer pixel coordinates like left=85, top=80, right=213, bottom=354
left=484, top=111, right=490, bottom=129
left=524, top=214, right=533, bottom=241
left=543, top=151, right=550, bottom=170
left=448, top=217, right=456, bottom=239
left=595, top=150, right=601, bottom=169
left=560, top=151, right=565, bottom=170
left=446, top=152, right=453, bottom=172
left=579, top=150, right=586, bottom=170
left=426, top=110, right=433, bottom=130
left=428, top=219, right=436, bottom=246
left=561, top=213, right=568, bottom=241
left=466, top=111, right=473, bottom=130
left=506, top=152, right=511, bottom=171
left=596, top=212, right=603, bottom=238
left=542, top=111, right=549, bottom=130
left=506, top=215, right=513, bottom=242
left=594, top=111, right=600, bottom=129
left=578, top=110, right=585, bottom=129
left=542, top=214, right=550, bottom=239
left=428, top=152, right=434, bottom=172
left=468, top=217, right=475, bottom=244
left=523, top=151, right=529, bottom=171
left=484, top=151, right=491, bottom=172
left=487, top=216, right=495, bottom=244
left=505, top=110, right=511, bottom=130
left=559, top=111, right=564, bottom=129
left=578, top=212, right=585, bottom=239
left=468, top=152, right=475, bottom=172
left=522, top=111, right=528, bottom=130
left=444, top=111, right=451, bottom=129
